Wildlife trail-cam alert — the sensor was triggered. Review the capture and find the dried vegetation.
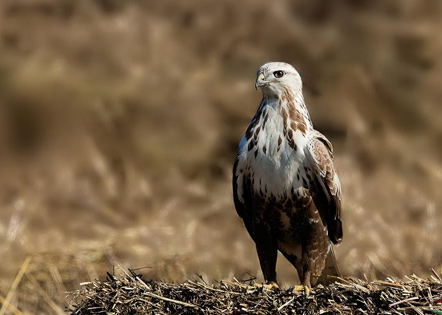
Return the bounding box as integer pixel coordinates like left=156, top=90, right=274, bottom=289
left=69, top=269, right=442, bottom=314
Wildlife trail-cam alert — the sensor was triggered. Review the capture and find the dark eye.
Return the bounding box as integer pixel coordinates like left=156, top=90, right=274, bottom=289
left=273, top=70, right=284, bottom=78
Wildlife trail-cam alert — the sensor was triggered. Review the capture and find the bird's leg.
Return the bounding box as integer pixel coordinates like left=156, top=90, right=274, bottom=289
left=294, top=269, right=311, bottom=295
left=291, top=259, right=312, bottom=295
left=254, top=242, right=279, bottom=292
left=291, top=199, right=320, bottom=295
left=254, top=223, right=278, bottom=285
left=257, top=245, right=277, bottom=284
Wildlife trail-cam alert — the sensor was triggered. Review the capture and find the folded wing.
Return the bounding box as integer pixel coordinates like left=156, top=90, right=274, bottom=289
left=305, top=130, right=343, bottom=244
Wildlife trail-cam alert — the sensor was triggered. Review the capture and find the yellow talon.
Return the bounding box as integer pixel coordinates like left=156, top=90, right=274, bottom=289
left=292, top=285, right=310, bottom=295
left=254, top=281, right=279, bottom=291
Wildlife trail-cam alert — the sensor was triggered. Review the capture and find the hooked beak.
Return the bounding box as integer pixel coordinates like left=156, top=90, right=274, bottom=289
left=255, top=73, right=266, bottom=90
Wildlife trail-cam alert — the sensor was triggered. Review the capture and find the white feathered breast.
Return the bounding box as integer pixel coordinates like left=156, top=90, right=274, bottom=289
left=236, top=98, right=311, bottom=201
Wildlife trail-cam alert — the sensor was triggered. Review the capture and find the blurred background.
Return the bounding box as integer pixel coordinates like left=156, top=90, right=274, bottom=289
left=0, top=0, right=442, bottom=313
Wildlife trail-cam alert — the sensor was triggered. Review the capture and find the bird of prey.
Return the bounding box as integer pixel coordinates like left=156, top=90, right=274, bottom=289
left=233, top=62, right=343, bottom=288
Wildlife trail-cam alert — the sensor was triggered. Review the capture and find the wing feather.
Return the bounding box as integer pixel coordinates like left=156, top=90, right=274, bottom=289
left=305, top=130, right=343, bottom=244
left=232, top=157, right=255, bottom=240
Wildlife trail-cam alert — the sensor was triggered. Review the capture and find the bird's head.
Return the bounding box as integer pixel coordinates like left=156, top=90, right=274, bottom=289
left=255, top=62, right=302, bottom=98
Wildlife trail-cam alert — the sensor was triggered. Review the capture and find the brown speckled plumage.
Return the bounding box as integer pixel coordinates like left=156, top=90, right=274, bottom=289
left=233, top=62, right=343, bottom=287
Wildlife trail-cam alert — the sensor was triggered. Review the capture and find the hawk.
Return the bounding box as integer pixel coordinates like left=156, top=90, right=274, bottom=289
left=233, top=62, right=343, bottom=288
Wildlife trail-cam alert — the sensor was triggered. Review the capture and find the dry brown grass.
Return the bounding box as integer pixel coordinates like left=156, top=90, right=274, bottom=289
left=0, top=0, right=441, bottom=313
left=68, top=268, right=442, bottom=314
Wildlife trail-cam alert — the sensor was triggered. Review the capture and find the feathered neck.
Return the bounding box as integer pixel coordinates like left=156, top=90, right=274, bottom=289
left=261, top=86, right=313, bottom=131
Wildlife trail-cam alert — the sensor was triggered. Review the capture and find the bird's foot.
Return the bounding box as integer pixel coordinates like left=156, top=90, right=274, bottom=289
left=291, top=285, right=310, bottom=295
left=254, top=281, right=279, bottom=292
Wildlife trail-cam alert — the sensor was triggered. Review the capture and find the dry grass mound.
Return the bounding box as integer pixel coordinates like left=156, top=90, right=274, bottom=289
left=68, top=269, right=442, bottom=314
